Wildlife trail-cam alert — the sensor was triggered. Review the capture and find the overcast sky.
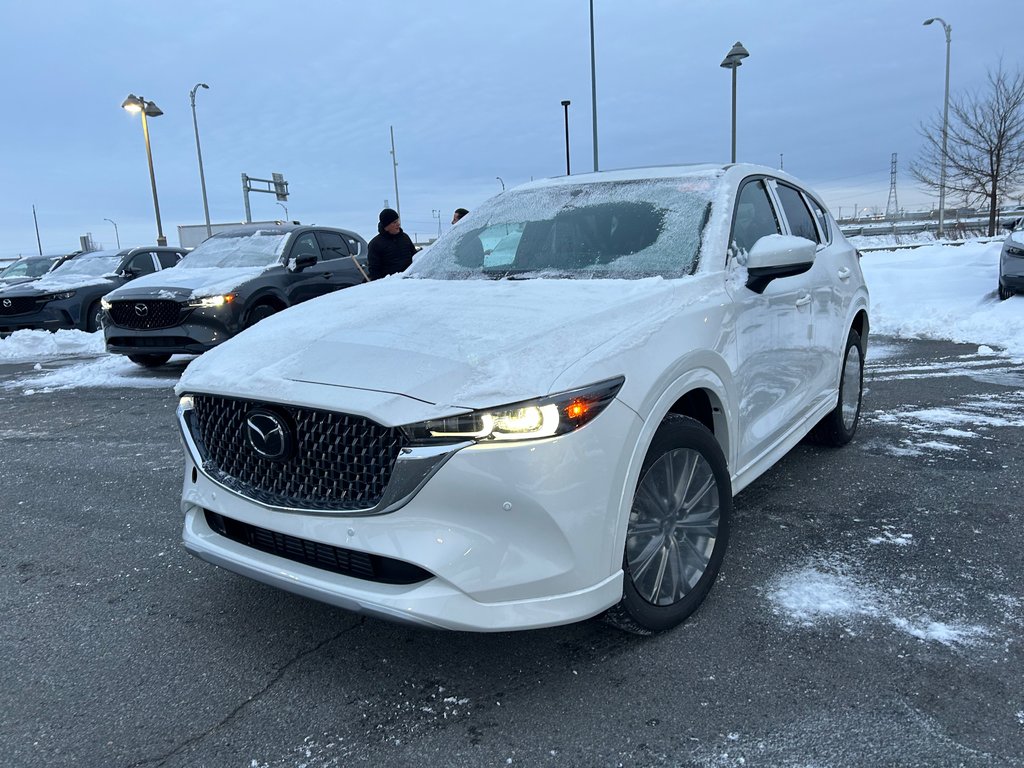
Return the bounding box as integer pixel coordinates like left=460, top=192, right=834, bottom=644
left=1, top=0, right=1018, bottom=258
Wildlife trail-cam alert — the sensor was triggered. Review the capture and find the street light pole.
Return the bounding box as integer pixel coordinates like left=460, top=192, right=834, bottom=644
left=121, top=94, right=167, bottom=246
left=720, top=42, right=750, bottom=164
left=924, top=17, right=951, bottom=239
left=561, top=100, right=571, bottom=175
left=190, top=83, right=212, bottom=239
left=389, top=125, right=401, bottom=218
left=496, top=176, right=505, bottom=192
left=104, top=218, right=120, bottom=248
left=276, top=202, right=289, bottom=221
left=589, top=0, right=599, bottom=172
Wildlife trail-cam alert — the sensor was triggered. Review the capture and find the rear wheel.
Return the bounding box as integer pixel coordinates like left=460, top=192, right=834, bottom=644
left=605, top=415, right=732, bottom=634
left=998, top=281, right=1014, bottom=301
left=127, top=354, right=171, bottom=368
left=808, top=329, right=864, bottom=447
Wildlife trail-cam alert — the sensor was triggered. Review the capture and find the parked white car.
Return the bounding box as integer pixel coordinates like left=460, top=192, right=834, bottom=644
left=175, top=163, right=869, bottom=634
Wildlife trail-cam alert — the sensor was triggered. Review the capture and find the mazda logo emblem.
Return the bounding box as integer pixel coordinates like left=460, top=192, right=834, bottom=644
left=134, top=303, right=149, bottom=317
left=246, top=409, right=292, bottom=462
left=2, top=299, right=10, bottom=308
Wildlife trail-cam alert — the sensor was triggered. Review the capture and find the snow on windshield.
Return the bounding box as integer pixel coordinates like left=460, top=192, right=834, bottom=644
left=54, top=252, right=122, bottom=277
left=407, top=175, right=720, bottom=280
left=179, top=230, right=289, bottom=269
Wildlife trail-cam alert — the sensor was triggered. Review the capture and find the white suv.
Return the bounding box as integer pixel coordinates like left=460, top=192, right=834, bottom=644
left=175, top=164, right=869, bottom=634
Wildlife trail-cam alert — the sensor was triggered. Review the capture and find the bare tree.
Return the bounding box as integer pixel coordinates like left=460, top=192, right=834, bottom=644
left=912, top=63, right=1024, bottom=236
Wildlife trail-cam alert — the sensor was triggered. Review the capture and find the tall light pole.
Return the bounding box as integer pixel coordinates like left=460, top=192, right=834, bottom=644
left=190, top=83, right=212, bottom=239
left=389, top=125, right=401, bottom=218
left=924, top=17, right=951, bottom=238
left=121, top=94, right=167, bottom=246
left=589, top=0, right=599, bottom=172
left=561, top=100, right=572, bottom=175
left=276, top=202, right=289, bottom=221
left=720, top=42, right=750, bottom=164
left=104, top=218, right=120, bottom=248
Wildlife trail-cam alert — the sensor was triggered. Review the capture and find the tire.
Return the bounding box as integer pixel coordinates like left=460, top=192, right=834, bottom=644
left=244, top=302, right=279, bottom=328
left=605, top=414, right=732, bottom=634
left=808, top=328, right=864, bottom=447
left=998, top=282, right=1013, bottom=301
left=86, top=301, right=103, bottom=333
left=127, top=354, right=171, bottom=368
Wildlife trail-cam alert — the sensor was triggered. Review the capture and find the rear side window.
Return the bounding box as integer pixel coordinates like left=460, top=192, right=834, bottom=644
left=775, top=183, right=820, bottom=244
left=156, top=250, right=182, bottom=269
left=316, top=231, right=352, bottom=260
left=731, top=180, right=781, bottom=256
left=806, top=197, right=832, bottom=243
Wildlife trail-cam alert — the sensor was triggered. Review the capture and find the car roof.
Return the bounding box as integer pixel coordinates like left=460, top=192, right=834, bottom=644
left=511, top=162, right=815, bottom=193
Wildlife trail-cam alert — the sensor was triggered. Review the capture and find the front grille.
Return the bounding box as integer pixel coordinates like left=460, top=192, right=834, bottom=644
left=205, top=510, right=432, bottom=584
left=187, top=394, right=408, bottom=511
left=109, top=299, right=183, bottom=329
left=0, top=297, right=42, bottom=316
left=108, top=335, right=195, bottom=348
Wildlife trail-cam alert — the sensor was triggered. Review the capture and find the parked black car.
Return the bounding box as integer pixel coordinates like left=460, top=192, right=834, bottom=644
left=999, top=228, right=1024, bottom=300
left=0, top=252, right=81, bottom=287
left=0, top=246, right=187, bottom=334
left=102, top=224, right=369, bottom=367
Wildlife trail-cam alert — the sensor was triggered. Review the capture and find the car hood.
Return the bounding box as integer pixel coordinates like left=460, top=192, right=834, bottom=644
left=0, top=276, right=38, bottom=287
left=0, top=272, right=117, bottom=296
left=178, top=276, right=683, bottom=417
left=107, top=265, right=276, bottom=301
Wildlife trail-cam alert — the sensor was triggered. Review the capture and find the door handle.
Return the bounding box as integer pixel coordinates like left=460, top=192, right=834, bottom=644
left=795, top=293, right=811, bottom=307
left=322, top=273, right=332, bottom=279
left=837, top=267, right=851, bottom=280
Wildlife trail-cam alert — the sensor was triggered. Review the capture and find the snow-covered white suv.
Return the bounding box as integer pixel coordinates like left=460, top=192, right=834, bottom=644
left=175, top=164, right=869, bottom=634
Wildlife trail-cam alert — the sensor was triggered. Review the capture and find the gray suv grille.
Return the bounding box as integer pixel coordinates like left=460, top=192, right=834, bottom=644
left=187, top=395, right=408, bottom=511
left=109, top=299, right=183, bottom=329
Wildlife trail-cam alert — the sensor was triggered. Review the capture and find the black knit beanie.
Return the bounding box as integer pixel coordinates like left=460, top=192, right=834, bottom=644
left=379, top=208, right=399, bottom=227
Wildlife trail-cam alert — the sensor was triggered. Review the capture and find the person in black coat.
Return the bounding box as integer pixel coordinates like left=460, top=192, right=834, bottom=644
left=367, top=208, right=417, bottom=280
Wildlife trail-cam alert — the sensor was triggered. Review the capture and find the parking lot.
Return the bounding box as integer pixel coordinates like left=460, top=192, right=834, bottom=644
left=1, top=335, right=1023, bottom=768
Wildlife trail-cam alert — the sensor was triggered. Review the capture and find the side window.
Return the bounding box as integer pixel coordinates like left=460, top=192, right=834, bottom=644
left=806, top=196, right=832, bottom=244
left=156, top=250, right=181, bottom=269
left=290, top=233, right=322, bottom=262
left=315, top=231, right=351, bottom=260
left=128, top=252, right=158, bottom=276
left=775, top=183, right=820, bottom=244
left=731, top=180, right=781, bottom=256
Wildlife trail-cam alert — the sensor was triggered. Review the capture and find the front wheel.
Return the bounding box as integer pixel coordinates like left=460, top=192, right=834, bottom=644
left=605, top=415, right=732, bottom=634
left=86, top=301, right=103, bottom=333
left=808, top=329, right=864, bottom=446
left=244, top=302, right=279, bottom=328
left=127, top=354, right=171, bottom=368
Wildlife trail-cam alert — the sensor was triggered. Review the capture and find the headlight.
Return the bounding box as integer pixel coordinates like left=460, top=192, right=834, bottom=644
left=41, top=290, right=76, bottom=301
left=100, top=298, right=112, bottom=311
left=1007, top=245, right=1024, bottom=257
left=403, top=376, right=624, bottom=444
left=187, top=293, right=235, bottom=308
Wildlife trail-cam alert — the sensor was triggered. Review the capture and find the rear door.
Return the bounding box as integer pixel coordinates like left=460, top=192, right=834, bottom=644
left=315, top=230, right=368, bottom=285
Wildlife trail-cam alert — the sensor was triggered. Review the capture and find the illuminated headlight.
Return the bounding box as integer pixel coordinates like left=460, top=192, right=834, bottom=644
left=178, top=394, right=194, bottom=411
left=187, top=293, right=235, bottom=308
left=100, top=298, right=112, bottom=311
left=403, top=376, right=624, bottom=444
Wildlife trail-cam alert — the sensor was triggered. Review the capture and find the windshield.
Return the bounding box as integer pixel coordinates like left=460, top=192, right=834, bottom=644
left=179, top=230, right=290, bottom=269
left=1, top=258, right=55, bottom=278
left=406, top=176, right=717, bottom=280
left=52, top=251, right=123, bottom=277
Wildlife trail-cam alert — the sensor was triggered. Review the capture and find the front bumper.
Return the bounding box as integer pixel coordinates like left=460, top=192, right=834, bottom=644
left=105, top=307, right=242, bottom=355
left=0, top=304, right=77, bottom=333
left=179, top=398, right=642, bottom=631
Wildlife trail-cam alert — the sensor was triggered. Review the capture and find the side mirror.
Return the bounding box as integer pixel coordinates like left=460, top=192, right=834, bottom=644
left=744, top=234, right=816, bottom=294
left=290, top=253, right=317, bottom=272
left=121, top=267, right=138, bottom=280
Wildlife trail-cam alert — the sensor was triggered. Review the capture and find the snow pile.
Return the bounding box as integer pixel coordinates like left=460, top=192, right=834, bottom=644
left=0, top=355, right=179, bottom=393
left=0, top=328, right=103, bottom=363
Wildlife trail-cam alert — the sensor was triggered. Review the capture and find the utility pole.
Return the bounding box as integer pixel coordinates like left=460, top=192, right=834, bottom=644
left=32, top=204, right=42, bottom=255
left=885, top=152, right=900, bottom=220
left=589, top=0, right=599, bottom=172
left=390, top=125, right=401, bottom=218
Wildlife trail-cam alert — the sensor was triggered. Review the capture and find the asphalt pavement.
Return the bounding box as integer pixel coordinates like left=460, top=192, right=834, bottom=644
left=1, top=336, right=1022, bottom=768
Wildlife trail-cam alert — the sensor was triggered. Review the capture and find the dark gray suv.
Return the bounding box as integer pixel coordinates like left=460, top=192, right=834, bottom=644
left=0, top=246, right=187, bottom=334
left=102, top=224, right=368, bottom=367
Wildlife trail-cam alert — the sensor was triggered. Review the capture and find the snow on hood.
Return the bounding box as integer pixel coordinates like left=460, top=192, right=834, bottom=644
left=178, top=276, right=681, bottom=411
left=6, top=272, right=114, bottom=294
left=107, top=264, right=275, bottom=300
